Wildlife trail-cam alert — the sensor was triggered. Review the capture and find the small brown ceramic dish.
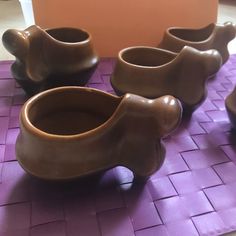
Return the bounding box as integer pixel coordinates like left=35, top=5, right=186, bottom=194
left=16, top=86, right=182, bottom=180
left=225, top=86, right=236, bottom=130
left=2, top=25, right=99, bottom=96
left=158, top=22, right=236, bottom=64
left=111, top=46, right=222, bottom=113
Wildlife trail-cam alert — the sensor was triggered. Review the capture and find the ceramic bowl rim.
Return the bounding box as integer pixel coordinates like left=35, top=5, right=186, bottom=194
left=44, top=26, right=92, bottom=45
left=21, top=86, right=123, bottom=140
left=118, top=46, right=179, bottom=69
left=166, top=23, right=215, bottom=44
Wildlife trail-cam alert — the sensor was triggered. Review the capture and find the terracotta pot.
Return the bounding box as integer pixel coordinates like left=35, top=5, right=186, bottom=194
left=225, top=86, right=236, bottom=130
left=2, top=25, right=99, bottom=96
left=32, top=0, right=218, bottom=56
left=111, top=46, right=222, bottom=113
left=158, top=22, right=236, bottom=64
left=16, top=86, right=182, bottom=180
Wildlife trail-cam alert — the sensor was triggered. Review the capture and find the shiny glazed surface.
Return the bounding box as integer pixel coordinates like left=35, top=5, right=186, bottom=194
left=16, top=86, right=182, bottom=180
left=111, top=46, right=222, bottom=113
left=158, top=22, right=236, bottom=64
left=2, top=25, right=99, bottom=95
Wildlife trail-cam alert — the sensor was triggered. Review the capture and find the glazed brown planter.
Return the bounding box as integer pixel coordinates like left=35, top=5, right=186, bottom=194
left=2, top=25, right=99, bottom=96
left=225, top=86, right=236, bottom=130
left=111, top=46, right=222, bottom=113
left=16, top=86, right=182, bottom=180
left=158, top=22, right=236, bottom=64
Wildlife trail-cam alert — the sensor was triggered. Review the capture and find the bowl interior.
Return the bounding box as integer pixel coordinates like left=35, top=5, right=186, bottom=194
left=46, top=28, right=89, bottom=43
left=121, top=47, right=176, bottom=67
left=169, top=24, right=214, bottom=42
left=27, top=89, right=120, bottom=135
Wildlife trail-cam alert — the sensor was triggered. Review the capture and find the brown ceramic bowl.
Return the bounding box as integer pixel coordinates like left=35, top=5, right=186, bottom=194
left=111, top=46, right=222, bottom=113
left=225, top=86, right=236, bottom=130
left=158, top=22, right=236, bottom=64
left=16, top=86, right=182, bottom=180
left=2, top=25, right=99, bottom=95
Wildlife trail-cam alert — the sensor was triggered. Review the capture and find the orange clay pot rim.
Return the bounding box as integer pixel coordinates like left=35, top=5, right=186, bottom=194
left=31, top=25, right=92, bottom=45
left=166, top=23, right=215, bottom=44
left=21, top=86, right=123, bottom=140
left=118, top=46, right=179, bottom=69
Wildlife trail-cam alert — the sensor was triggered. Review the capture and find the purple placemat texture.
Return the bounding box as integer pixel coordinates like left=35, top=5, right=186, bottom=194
left=0, top=57, right=236, bottom=236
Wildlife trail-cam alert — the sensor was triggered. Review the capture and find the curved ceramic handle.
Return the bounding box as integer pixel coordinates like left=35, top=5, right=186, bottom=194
left=2, top=29, right=29, bottom=59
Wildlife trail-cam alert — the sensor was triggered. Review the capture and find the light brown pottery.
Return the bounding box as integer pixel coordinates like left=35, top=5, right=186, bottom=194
left=158, top=22, right=236, bottom=64
left=2, top=25, right=99, bottom=96
left=111, top=46, right=222, bottom=114
left=225, top=86, right=236, bottom=130
left=16, top=86, right=182, bottom=180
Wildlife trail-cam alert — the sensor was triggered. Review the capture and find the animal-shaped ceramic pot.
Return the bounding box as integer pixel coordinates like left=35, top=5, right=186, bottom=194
left=16, top=86, right=182, bottom=180
left=2, top=25, right=99, bottom=96
left=158, top=22, right=236, bottom=64
left=225, top=86, right=236, bottom=130
left=111, top=46, right=222, bottom=113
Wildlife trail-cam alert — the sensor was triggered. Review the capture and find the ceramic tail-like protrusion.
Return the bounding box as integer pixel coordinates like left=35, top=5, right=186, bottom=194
left=222, top=21, right=236, bottom=41
left=2, top=29, right=29, bottom=59
left=215, top=22, right=236, bottom=63
left=200, top=49, right=222, bottom=77
left=116, top=94, right=182, bottom=177
left=174, top=46, right=222, bottom=111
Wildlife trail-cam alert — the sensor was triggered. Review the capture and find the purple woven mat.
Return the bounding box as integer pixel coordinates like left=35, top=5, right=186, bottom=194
left=0, top=57, right=236, bottom=236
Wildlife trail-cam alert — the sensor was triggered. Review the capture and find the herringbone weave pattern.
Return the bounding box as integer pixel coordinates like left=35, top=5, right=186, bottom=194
left=0, top=56, right=236, bottom=236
